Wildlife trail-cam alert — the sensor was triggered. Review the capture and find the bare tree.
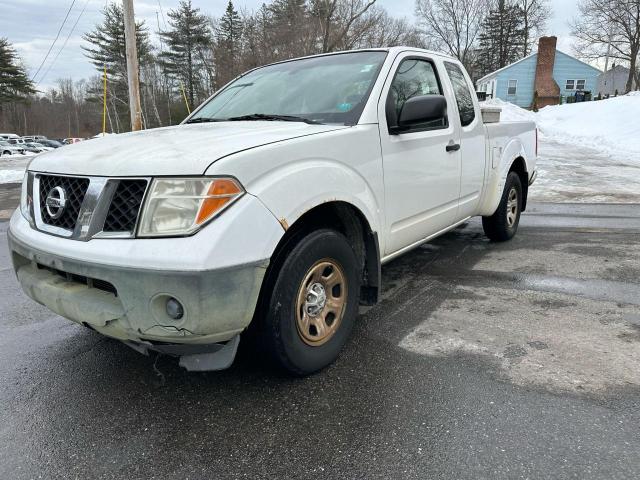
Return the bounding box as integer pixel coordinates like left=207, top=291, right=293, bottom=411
left=312, top=0, right=377, bottom=52
left=415, top=0, right=489, bottom=69
left=518, top=0, right=551, bottom=55
left=355, top=9, right=426, bottom=48
left=571, top=0, right=640, bottom=92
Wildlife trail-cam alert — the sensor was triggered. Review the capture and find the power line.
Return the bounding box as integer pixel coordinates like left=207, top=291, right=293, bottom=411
left=30, top=0, right=78, bottom=82
left=37, top=0, right=91, bottom=87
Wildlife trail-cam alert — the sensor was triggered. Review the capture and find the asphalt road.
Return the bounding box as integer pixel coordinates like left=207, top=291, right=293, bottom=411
left=1, top=182, right=640, bottom=479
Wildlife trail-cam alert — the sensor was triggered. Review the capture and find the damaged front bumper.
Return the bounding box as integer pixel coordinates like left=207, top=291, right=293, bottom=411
left=8, top=231, right=268, bottom=367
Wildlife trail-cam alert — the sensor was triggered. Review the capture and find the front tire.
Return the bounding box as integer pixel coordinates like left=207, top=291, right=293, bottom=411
left=262, top=229, right=360, bottom=375
left=482, top=171, right=523, bottom=242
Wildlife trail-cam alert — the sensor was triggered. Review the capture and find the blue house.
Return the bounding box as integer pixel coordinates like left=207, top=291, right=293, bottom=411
left=476, top=36, right=602, bottom=108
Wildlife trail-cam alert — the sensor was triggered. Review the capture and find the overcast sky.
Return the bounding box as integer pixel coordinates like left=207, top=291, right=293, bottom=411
left=0, top=0, right=578, bottom=90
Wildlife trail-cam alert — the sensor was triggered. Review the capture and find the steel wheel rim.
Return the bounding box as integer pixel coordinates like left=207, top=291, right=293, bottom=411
left=295, top=259, right=348, bottom=347
left=506, top=187, right=518, bottom=227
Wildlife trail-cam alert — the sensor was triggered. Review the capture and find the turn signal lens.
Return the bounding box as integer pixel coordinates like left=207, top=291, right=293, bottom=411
left=196, top=179, right=243, bottom=225
left=138, top=177, right=244, bottom=237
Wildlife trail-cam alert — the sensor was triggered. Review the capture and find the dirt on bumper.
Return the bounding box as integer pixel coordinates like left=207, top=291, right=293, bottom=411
left=8, top=232, right=268, bottom=345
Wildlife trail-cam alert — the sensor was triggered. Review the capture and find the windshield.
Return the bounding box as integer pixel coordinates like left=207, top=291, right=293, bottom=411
left=188, top=51, right=387, bottom=126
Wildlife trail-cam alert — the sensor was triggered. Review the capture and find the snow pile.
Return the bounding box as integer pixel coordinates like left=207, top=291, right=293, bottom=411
left=483, top=95, right=640, bottom=163
left=536, top=95, right=640, bottom=162
left=0, top=170, right=24, bottom=184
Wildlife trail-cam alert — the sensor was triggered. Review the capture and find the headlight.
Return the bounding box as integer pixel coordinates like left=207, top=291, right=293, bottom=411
left=138, top=177, right=244, bottom=237
left=20, top=171, right=33, bottom=223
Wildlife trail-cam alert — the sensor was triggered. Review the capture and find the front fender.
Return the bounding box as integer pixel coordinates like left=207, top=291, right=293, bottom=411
left=247, top=159, right=382, bottom=233
left=205, top=124, right=386, bottom=253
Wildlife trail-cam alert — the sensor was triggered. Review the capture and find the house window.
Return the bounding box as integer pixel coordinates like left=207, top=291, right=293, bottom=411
left=507, top=80, right=517, bottom=95
left=576, top=79, right=586, bottom=90
left=566, top=79, right=575, bottom=90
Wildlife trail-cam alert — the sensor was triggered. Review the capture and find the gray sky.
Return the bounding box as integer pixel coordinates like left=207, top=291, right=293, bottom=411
left=0, top=0, right=578, bottom=90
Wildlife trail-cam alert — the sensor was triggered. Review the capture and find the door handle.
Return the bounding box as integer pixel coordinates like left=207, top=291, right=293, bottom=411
left=446, top=142, right=460, bottom=152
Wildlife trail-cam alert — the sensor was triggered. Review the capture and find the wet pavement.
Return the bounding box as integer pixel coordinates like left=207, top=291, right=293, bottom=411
left=1, top=186, right=640, bottom=479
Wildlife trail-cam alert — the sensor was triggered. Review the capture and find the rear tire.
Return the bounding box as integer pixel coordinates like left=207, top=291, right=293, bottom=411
left=261, top=229, right=360, bottom=375
left=482, top=171, right=522, bottom=242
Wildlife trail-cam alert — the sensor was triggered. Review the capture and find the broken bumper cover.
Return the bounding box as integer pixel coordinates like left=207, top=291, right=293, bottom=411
left=8, top=231, right=268, bottom=346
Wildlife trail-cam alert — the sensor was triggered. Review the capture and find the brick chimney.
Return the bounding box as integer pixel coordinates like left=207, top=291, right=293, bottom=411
left=533, top=36, right=560, bottom=108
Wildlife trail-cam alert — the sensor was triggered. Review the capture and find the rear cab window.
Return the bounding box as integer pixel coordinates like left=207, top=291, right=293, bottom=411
left=444, top=62, right=476, bottom=127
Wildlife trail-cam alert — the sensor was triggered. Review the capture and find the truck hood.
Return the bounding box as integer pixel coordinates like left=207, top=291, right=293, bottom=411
left=29, top=122, right=348, bottom=176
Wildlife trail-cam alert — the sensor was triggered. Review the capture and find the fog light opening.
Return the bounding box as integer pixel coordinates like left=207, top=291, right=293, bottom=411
left=166, top=297, right=184, bottom=320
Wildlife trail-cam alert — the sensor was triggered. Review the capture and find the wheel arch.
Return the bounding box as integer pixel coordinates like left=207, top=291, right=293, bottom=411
left=478, top=151, right=530, bottom=217
left=509, top=156, right=529, bottom=211
left=256, top=200, right=381, bottom=324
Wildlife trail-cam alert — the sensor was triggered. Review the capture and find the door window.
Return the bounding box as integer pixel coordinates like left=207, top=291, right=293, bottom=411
left=445, top=62, right=476, bottom=127
left=386, top=58, right=447, bottom=132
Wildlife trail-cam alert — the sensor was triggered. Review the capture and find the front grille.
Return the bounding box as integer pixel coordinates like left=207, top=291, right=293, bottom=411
left=39, top=175, right=89, bottom=230
left=36, top=263, right=118, bottom=297
left=103, top=179, right=148, bottom=232
left=33, top=174, right=149, bottom=240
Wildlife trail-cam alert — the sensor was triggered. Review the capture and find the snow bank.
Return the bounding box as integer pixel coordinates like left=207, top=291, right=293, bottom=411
left=0, top=170, right=24, bottom=184
left=482, top=94, right=640, bottom=163
left=537, top=95, right=640, bottom=162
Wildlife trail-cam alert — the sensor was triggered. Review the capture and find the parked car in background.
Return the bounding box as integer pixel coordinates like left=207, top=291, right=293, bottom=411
left=63, top=138, right=84, bottom=145
left=0, top=133, right=20, bottom=143
left=23, top=142, right=53, bottom=154
left=0, top=140, right=26, bottom=156
left=22, top=135, right=48, bottom=143
left=20, top=143, right=41, bottom=154
left=39, top=139, right=63, bottom=149
left=8, top=138, right=26, bottom=145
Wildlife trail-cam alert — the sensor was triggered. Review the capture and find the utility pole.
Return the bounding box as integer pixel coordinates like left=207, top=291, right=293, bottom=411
left=123, top=0, right=143, bottom=131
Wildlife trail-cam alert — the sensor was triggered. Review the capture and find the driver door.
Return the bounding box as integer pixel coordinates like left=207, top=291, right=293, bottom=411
left=378, top=54, right=461, bottom=256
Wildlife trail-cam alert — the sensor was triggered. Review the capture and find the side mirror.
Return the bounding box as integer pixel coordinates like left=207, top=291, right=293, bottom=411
left=395, top=95, right=447, bottom=132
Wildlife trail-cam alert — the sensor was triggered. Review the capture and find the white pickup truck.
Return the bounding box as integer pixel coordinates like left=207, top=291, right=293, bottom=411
left=9, top=47, right=536, bottom=374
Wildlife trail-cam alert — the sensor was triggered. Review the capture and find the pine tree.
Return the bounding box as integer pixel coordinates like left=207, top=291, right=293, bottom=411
left=214, top=1, right=244, bottom=87
left=82, top=3, right=151, bottom=81
left=476, top=0, right=526, bottom=78
left=265, top=0, right=310, bottom=58
left=160, top=0, right=212, bottom=108
left=82, top=3, right=151, bottom=130
left=0, top=38, right=36, bottom=106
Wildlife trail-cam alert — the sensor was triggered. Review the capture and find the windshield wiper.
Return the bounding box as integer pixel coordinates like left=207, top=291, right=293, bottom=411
left=226, top=113, right=322, bottom=125
left=184, top=117, right=224, bottom=124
